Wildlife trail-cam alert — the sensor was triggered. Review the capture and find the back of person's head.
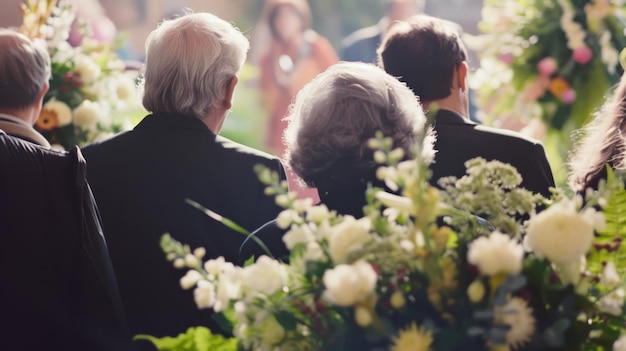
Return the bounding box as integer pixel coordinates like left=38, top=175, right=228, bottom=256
left=284, top=61, right=427, bottom=188
left=0, top=29, right=50, bottom=110
left=267, top=0, right=312, bottom=41
left=378, top=15, right=467, bottom=104
left=142, top=12, right=249, bottom=119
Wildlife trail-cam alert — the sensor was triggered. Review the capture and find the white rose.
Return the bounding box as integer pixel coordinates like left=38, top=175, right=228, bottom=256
left=282, top=224, right=315, bottom=250
left=193, top=279, right=216, bottom=309
left=323, top=260, right=377, bottom=306
left=180, top=270, right=202, bottom=290
left=467, top=231, right=524, bottom=276
left=327, top=216, right=372, bottom=264
left=42, top=99, right=72, bottom=126
left=525, top=199, right=596, bottom=264
left=72, top=100, right=101, bottom=128
left=242, top=256, right=287, bottom=295
left=73, top=54, right=101, bottom=84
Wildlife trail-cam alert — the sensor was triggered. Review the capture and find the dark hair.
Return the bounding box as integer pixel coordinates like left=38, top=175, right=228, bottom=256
left=267, top=0, right=312, bottom=43
left=378, top=15, right=467, bottom=103
left=569, top=73, right=626, bottom=192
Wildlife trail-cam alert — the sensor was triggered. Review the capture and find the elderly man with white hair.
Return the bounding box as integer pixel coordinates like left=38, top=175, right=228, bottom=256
left=82, top=12, right=287, bottom=343
left=0, top=29, right=51, bottom=147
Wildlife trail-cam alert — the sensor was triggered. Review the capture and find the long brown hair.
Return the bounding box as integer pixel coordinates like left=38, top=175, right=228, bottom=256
left=569, top=73, right=626, bottom=192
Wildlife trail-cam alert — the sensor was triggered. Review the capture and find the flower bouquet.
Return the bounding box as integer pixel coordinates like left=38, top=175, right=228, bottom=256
left=470, top=0, right=626, bottom=131
left=19, top=0, right=139, bottom=150
left=152, top=128, right=626, bottom=351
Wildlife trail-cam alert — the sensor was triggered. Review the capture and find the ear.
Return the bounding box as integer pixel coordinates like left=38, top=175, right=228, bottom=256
left=32, top=82, right=49, bottom=124
left=457, top=61, right=468, bottom=92
left=221, top=76, right=238, bottom=110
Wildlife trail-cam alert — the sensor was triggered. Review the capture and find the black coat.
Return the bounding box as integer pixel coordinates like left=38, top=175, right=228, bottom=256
left=0, top=131, right=130, bottom=351
left=430, top=110, right=555, bottom=197
left=82, top=112, right=286, bottom=342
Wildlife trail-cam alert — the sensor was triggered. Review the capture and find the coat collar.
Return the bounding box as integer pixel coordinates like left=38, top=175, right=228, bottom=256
left=0, top=114, right=51, bottom=148
left=134, top=112, right=215, bottom=133
left=432, top=109, right=476, bottom=127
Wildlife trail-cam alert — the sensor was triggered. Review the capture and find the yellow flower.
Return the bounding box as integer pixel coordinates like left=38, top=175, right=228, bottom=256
left=35, top=106, right=59, bottom=131
left=391, top=323, right=433, bottom=351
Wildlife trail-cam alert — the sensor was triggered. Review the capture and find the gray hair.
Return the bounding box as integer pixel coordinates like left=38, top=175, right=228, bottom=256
left=284, top=61, right=428, bottom=187
left=0, top=29, right=50, bottom=110
left=142, top=12, right=249, bottom=119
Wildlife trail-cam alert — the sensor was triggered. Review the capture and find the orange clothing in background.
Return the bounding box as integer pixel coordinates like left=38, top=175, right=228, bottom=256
left=260, top=31, right=338, bottom=155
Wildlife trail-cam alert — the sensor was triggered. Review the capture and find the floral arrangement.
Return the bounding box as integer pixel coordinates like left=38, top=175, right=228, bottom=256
left=470, top=0, right=626, bottom=132
left=19, top=0, right=139, bottom=150
left=154, top=128, right=626, bottom=351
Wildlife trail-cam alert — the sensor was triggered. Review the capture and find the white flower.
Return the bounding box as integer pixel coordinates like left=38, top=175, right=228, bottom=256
left=525, top=199, right=596, bottom=264
left=555, top=256, right=586, bottom=285
left=499, top=297, right=535, bottom=349
left=323, top=260, right=377, bottom=307
left=306, top=204, right=331, bottom=223
left=193, top=279, right=216, bottom=309
left=72, top=100, right=101, bottom=128
left=184, top=253, right=199, bottom=267
left=467, top=231, right=524, bottom=276
left=203, top=256, right=234, bottom=276
left=276, top=209, right=300, bottom=229
left=375, top=191, right=414, bottom=213
left=599, top=288, right=625, bottom=316
left=613, top=334, right=626, bottom=351
left=213, top=269, right=244, bottom=312
left=282, top=224, right=315, bottom=250
left=304, top=241, right=325, bottom=262
left=327, top=216, right=372, bottom=263
left=254, top=312, right=285, bottom=346
left=242, top=256, right=287, bottom=295
left=73, top=54, right=101, bottom=84
left=42, top=99, right=72, bottom=127
left=293, top=198, right=314, bottom=213
left=180, top=270, right=202, bottom=290
left=603, top=262, right=621, bottom=288
left=115, top=76, right=137, bottom=101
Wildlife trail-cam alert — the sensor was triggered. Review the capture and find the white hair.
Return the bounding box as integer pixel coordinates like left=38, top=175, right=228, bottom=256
left=284, top=61, right=429, bottom=187
left=0, top=29, right=50, bottom=110
left=142, top=12, right=249, bottom=119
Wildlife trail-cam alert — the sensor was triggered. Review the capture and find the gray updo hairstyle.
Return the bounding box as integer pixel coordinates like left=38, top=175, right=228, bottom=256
left=284, top=61, right=429, bottom=187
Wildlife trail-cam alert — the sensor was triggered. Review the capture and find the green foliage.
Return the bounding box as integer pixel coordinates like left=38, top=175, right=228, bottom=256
left=134, top=327, right=237, bottom=351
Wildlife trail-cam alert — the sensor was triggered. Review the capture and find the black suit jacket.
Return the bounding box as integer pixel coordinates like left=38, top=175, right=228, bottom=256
left=82, top=112, right=286, bottom=342
left=0, top=131, right=130, bottom=351
left=430, top=110, right=555, bottom=197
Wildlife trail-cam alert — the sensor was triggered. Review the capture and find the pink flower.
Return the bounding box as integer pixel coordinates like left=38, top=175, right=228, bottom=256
left=561, top=89, right=577, bottom=104
left=537, top=57, right=558, bottom=76
left=572, top=46, right=593, bottom=64
left=499, top=52, right=514, bottom=65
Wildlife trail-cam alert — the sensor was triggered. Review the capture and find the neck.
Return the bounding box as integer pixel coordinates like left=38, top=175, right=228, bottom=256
left=199, top=109, right=226, bottom=134
left=0, top=107, right=36, bottom=125
left=425, top=94, right=468, bottom=120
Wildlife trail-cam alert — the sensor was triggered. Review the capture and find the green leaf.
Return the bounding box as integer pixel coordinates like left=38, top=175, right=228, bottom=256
left=134, top=327, right=237, bottom=351
left=274, top=310, right=299, bottom=331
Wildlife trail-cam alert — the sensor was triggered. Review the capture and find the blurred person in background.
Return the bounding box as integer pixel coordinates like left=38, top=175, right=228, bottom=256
left=258, top=0, right=338, bottom=201
left=341, top=0, right=423, bottom=63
